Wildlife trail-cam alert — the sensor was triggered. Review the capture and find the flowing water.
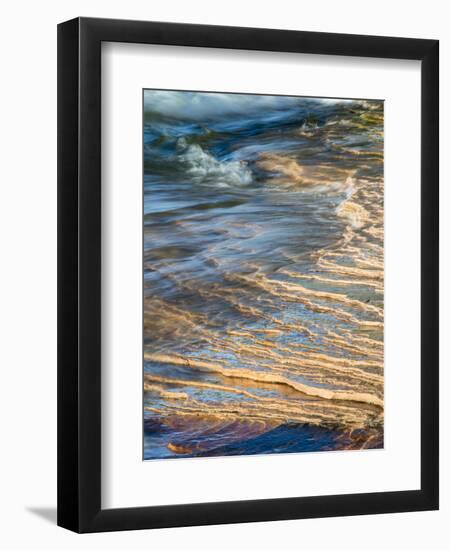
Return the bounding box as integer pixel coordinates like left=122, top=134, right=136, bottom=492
left=143, top=91, right=384, bottom=459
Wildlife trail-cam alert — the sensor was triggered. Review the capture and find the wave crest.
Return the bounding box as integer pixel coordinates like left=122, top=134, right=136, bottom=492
left=177, top=138, right=252, bottom=187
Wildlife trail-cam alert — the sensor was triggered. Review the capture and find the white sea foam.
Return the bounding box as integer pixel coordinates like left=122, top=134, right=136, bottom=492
left=177, top=138, right=252, bottom=187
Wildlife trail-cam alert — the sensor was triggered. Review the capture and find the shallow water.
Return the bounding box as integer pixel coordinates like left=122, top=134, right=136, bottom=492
left=143, top=91, right=384, bottom=459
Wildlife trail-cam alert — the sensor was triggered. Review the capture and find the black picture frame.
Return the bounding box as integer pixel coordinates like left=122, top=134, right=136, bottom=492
left=57, top=16, right=439, bottom=533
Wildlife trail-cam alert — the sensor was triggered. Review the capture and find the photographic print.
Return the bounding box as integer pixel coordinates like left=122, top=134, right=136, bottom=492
left=143, top=90, right=384, bottom=460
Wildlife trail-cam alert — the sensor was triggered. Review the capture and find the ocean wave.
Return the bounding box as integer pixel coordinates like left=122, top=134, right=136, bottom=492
left=145, top=353, right=383, bottom=408
left=144, top=90, right=356, bottom=121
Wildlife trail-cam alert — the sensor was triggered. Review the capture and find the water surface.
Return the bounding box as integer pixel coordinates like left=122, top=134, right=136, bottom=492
left=143, top=91, right=384, bottom=459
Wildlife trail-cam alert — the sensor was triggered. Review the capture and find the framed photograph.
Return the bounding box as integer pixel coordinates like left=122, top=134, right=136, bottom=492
left=57, top=17, right=439, bottom=532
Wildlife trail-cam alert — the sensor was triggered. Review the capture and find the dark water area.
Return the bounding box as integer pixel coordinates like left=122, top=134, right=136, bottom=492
left=143, top=91, right=384, bottom=460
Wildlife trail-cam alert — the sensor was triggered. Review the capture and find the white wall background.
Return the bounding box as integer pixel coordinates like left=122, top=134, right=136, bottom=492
left=0, top=1, right=448, bottom=548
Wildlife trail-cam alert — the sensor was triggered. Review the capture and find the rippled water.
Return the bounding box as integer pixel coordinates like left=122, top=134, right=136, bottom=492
left=143, top=91, right=384, bottom=459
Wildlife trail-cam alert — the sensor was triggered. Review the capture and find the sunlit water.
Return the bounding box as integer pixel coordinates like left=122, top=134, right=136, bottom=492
left=143, top=91, right=384, bottom=459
